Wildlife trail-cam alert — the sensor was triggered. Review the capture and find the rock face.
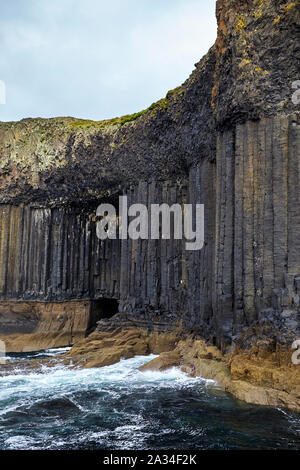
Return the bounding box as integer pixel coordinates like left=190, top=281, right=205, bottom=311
left=139, top=335, right=300, bottom=411
left=0, top=300, right=107, bottom=352
left=0, top=0, right=299, bottom=349
left=61, top=327, right=181, bottom=369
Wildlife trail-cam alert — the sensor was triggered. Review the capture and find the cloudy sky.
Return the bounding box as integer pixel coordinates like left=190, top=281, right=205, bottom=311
left=0, top=0, right=217, bottom=122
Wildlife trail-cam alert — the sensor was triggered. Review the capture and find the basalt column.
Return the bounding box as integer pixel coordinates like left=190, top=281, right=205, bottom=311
left=0, top=0, right=299, bottom=350
left=0, top=205, right=121, bottom=348
left=214, top=116, right=300, bottom=342
left=0, top=205, right=121, bottom=301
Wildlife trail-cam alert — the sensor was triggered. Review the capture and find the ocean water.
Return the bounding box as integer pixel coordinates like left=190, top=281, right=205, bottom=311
left=0, top=349, right=300, bottom=450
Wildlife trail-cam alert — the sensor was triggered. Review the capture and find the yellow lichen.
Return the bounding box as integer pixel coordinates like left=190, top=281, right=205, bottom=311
left=285, top=2, right=297, bottom=12
left=273, top=15, right=281, bottom=25
left=254, top=9, right=263, bottom=18
left=235, top=15, right=246, bottom=32
left=254, top=0, right=266, bottom=20
left=239, top=58, right=252, bottom=68
left=255, top=67, right=270, bottom=75
left=254, top=2, right=263, bottom=19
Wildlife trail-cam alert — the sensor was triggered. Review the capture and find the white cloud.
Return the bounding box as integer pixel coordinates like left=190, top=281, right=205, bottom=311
left=0, top=0, right=217, bottom=122
left=130, top=1, right=215, bottom=68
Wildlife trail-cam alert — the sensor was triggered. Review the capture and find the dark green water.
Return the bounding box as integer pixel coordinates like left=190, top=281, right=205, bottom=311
left=0, top=350, right=299, bottom=450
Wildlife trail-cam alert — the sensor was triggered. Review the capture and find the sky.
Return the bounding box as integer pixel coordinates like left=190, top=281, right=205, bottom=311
left=0, top=0, right=217, bottom=122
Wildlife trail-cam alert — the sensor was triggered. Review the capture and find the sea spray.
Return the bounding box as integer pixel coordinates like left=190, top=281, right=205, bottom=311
left=0, top=350, right=299, bottom=450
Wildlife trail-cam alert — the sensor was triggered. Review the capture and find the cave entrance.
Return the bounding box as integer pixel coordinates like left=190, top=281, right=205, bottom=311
left=87, top=298, right=119, bottom=334
left=92, top=298, right=119, bottom=319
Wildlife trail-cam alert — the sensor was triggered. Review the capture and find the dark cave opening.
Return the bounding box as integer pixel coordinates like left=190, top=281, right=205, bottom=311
left=93, top=298, right=119, bottom=319
left=87, top=298, right=119, bottom=334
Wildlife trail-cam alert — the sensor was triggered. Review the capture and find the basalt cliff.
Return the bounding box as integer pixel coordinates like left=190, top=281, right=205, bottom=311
left=0, top=0, right=300, bottom=409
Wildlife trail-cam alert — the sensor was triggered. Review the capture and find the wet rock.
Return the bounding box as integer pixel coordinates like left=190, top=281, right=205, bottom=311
left=139, top=350, right=181, bottom=372
left=63, top=327, right=181, bottom=369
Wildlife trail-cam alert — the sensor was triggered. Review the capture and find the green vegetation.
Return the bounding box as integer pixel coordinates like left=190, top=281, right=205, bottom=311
left=119, top=110, right=148, bottom=125
left=67, top=85, right=185, bottom=130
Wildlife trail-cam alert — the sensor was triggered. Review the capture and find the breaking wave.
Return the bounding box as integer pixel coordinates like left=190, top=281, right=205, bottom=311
left=0, top=351, right=299, bottom=450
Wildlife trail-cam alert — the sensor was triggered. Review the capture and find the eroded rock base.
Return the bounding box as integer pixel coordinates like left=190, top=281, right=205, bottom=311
left=64, top=325, right=300, bottom=412
left=0, top=300, right=101, bottom=352
left=1, top=316, right=299, bottom=412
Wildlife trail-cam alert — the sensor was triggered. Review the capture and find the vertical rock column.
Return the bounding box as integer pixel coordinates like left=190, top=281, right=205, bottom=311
left=118, top=179, right=189, bottom=322
left=0, top=205, right=121, bottom=301
left=214, top=130, right=235, bottom=342
left=215, top=116, right=300, bottom=340
left=187, top=160, right=216, bottom=335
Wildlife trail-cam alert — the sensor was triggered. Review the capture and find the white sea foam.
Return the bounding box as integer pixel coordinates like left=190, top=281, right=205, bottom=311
left=0, top=354, right=214, bottom=424
left=1, top=351, right=298, bottom=450
left=3, top=346, right=71, bottom=362
left=0, top=354, right=208, bottom=396
left=36, top=346, right=72, bottom=356
left=0, top=353, right=216, bottom=449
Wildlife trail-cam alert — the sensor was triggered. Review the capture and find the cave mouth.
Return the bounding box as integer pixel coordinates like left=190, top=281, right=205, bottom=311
left=92, top=298, right=119, bottom=319
left=87, top=298, right=119, bottom=334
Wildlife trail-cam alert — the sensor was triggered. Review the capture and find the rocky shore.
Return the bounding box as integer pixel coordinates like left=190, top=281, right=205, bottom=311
left=65, top=322, right=300, bottom=412
left=1, top=318, right=299, bottom=412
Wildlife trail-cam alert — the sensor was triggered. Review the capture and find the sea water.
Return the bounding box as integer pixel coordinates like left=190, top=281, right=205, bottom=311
left=0, top=349, right=299, bottom=450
